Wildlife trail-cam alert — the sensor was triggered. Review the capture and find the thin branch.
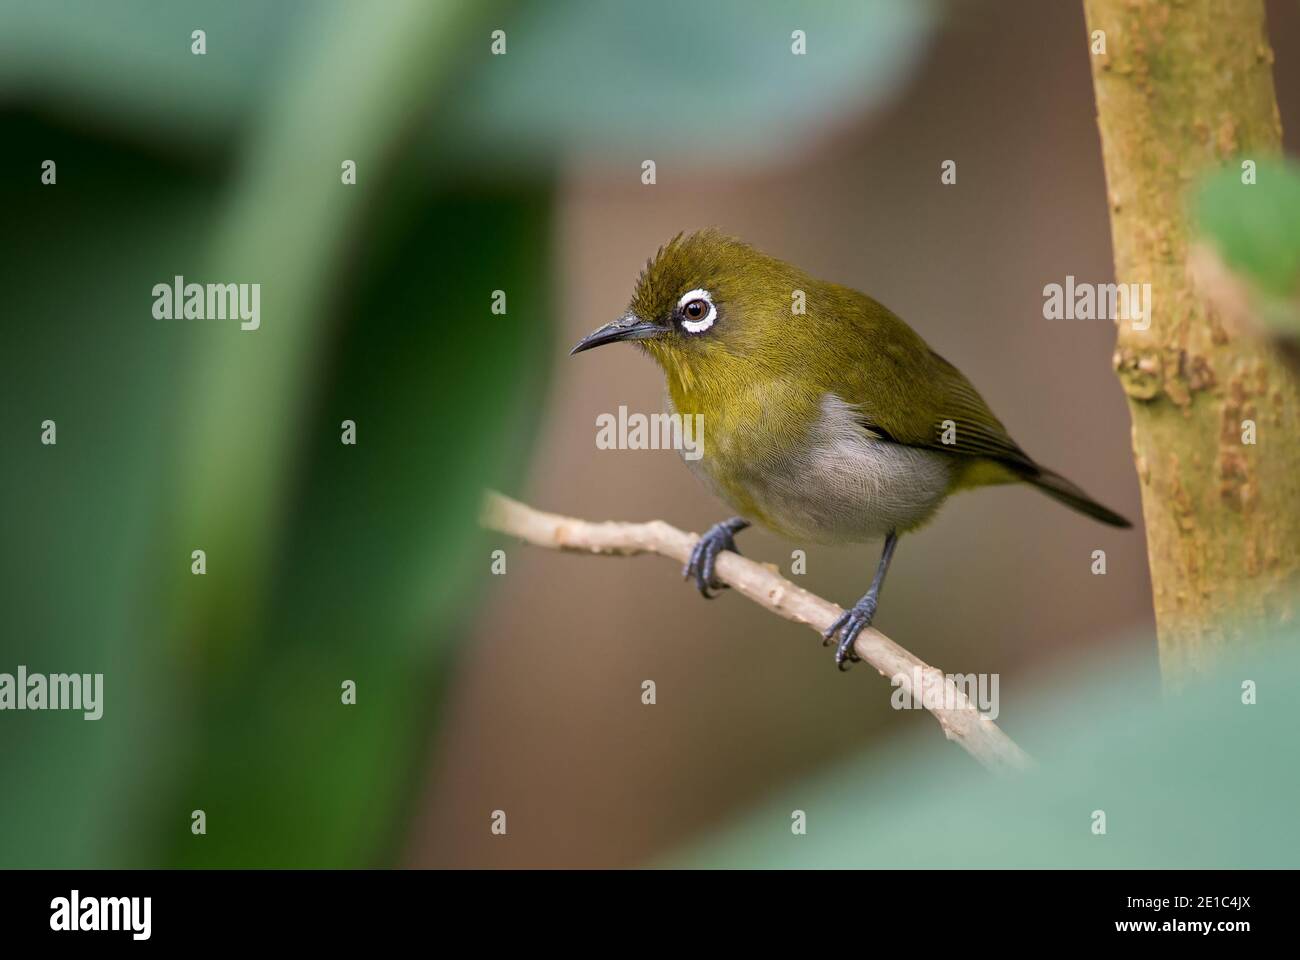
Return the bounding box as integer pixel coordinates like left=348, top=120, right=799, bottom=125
left=482, top=491, right=1033, bottom=773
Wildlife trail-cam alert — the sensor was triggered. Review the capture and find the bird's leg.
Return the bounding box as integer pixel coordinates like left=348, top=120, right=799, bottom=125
left=683, top=517, right=750, bottom=598
left=823, top=530, right=899, bottom=671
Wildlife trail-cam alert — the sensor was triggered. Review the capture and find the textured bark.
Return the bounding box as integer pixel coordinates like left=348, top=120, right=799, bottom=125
left=1084, top=0, right=1299, bottom=680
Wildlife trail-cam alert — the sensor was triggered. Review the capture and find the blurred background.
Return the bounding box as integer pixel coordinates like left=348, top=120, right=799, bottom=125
left=2, top=0, right=1298, bottom=870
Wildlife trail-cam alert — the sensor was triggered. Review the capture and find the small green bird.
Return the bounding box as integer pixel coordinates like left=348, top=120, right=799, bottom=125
left=571, top=230, right=1131, bottom=669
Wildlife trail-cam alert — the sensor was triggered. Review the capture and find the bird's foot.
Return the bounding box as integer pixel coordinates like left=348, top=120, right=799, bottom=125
left=683, top=517, right=750, bottom=598
left=822, top=594, right=878, bottom=671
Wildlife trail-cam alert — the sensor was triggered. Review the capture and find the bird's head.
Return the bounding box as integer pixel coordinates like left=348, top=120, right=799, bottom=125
left=570, top=230, right=809, bottom=385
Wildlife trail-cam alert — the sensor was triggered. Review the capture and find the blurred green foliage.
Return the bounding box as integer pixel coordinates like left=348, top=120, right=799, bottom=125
left=0, top=0, right=932, bottom=170
left=1194, top=157, right=1300, bottom=334
left=1, top=0, right=548, bottom=868
left=674, top=638, right=1300, bottom=868
left=1, top=1, right=935, bottom=867
left=441, top=0, right=932, bottom=170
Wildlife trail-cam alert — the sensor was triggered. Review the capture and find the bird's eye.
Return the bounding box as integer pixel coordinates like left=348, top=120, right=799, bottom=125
left=676, top=288, right=716, bottom=333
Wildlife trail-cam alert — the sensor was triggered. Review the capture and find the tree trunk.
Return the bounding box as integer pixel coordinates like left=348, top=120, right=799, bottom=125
left=1083, top=0, right=1299, bottom=680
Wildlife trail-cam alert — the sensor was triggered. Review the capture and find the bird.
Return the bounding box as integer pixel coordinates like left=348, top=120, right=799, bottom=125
left=570, top=229, right=1131, bottom=669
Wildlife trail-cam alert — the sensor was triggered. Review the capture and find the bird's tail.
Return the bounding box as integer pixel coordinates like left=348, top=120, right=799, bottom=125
left=1015, top=464, right=1132, bottom=528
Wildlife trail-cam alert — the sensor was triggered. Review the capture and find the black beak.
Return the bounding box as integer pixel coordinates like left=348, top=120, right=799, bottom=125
left=569, top=314, right=664, bottom=356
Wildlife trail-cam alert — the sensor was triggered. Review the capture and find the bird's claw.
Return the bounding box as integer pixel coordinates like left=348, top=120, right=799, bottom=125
left=683, top=518, right=748, bottom=598
left=822, top=597, right=877, bottom=670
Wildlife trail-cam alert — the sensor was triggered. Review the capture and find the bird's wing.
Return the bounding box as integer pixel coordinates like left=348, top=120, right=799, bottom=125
left=830, top=294, right=1131, bottom=526
left=835, top=298, right=1037, bottom=472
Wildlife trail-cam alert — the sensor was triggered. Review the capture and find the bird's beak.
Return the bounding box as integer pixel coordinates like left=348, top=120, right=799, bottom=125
left=569, top=314, right=664, bottom=356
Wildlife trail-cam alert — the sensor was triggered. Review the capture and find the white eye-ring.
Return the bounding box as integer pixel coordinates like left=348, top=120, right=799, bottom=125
left=678, top=288, right=716, bottom=333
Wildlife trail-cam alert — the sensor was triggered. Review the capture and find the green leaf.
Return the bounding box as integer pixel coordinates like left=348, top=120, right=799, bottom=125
left=0, top=0, right=934, bottom=168
left=441, top=0, right=933, bottom=169
left=157, top=187, right=551, bottom=868
left=1194, top=159, right=1300, bottom=301
left=672, top=637, right=1300, bottom=868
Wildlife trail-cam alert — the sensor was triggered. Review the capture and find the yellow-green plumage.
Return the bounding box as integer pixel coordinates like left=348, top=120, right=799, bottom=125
left=578, top=229, right=1128, bottom=546
left=571, top=229, right=1130, bottom=666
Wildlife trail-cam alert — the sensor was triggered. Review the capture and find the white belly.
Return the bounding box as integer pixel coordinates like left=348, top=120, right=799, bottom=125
left=686, top=393, right=954, bottom=544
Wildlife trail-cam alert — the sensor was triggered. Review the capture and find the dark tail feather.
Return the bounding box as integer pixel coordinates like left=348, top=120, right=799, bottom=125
left=1016, top=464, right=1132, bottom=528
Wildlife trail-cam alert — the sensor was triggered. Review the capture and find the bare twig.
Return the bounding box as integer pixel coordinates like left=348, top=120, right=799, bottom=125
left=482, top=491, right=1033, bottom=773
